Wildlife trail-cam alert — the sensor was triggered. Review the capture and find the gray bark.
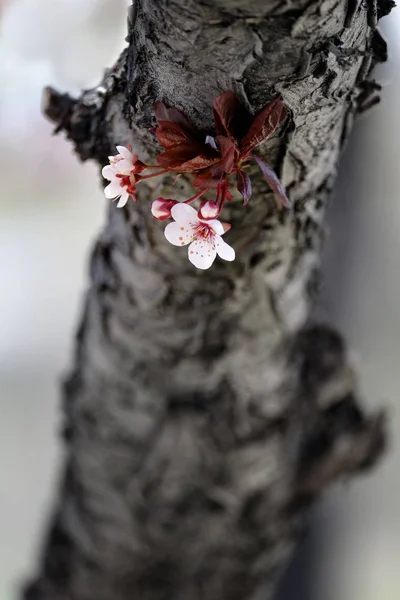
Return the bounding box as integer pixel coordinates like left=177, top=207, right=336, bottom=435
left=25, top=1, right=391, bottom=599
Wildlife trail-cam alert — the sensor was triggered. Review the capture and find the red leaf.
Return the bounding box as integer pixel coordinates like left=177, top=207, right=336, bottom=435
left=157, top=144, right=200, bottom=167
left=177, top=155, right=221, bottom=172
left=241, top=97, right=287, bottom=154
left=157, top=145, right=220, bottom=172
left=154, top=101, right=195, bottom=133
left=193, top=167, right=224, bottom=189
left=155, top=120, right=194, bottom=150
left=213, top=92, right=251, bottom=140
left=216, top=136, right=236, bottom=172
left=236, top=170, right=252, bottom=205
left=254, top=156, right=290, bottom=208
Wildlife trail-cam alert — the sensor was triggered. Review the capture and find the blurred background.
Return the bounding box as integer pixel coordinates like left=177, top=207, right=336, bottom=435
left=0, top=2, right=398, bottom=599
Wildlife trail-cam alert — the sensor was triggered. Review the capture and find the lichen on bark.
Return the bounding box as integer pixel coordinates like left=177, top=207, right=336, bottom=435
left=25, top=2, right=391, bottom=600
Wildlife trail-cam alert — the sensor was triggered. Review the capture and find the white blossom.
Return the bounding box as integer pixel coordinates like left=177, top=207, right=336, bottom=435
left=164, top=203, right=235, bottom=270
left=102, top=146, right=138, bottom=207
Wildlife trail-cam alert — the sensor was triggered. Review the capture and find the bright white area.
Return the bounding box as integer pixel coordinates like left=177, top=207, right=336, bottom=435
left=0, top=1, right=129, bottom=598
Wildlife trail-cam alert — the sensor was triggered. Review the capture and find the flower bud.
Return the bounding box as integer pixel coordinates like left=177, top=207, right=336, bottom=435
left=198, top=200, right=219, bottom=220
left=151, top=198, right=177, bottom=220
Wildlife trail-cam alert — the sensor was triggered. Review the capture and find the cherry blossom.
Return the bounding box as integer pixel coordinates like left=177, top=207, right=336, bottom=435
left=164, top=203, right=235, bottom=270
left=151, top=198, right=178, bottom=220
left=198, top=199, right=219, bottom=220
left=102, top=145, right=168, bottom=207
left=108, top=145, right=138, bottom=175
left=102, top=145, right=139, bottom=207
left=101, top=93, right=290, bottom=269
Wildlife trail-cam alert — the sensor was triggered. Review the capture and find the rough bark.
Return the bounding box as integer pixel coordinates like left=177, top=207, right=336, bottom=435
left=25, top=1, right=391, bottom=600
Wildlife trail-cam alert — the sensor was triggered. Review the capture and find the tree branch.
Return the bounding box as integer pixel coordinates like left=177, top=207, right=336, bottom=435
left=26, top=2, right=390, bottom=599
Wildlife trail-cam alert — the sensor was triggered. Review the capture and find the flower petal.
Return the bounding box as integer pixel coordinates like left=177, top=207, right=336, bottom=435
left=215, top=235, right=235, bottom=262
left=102, top=164, right=116, bottom=180
left=204, top=219, right=225, bottom=235
left=151, top=198, right=176, bottom=220
left=171, top=202, right=198, bottom=225
left=116, top=159, right=134, bottom=175
left=164, top=222, right=193, bottom=246
left=198, top=200, right=219, bottom=220
left=117, top=193, right=129, bottom=208
left=188, top=239, right=216, bottom=270
left=116, top=146, right=133, bottom=161
left=104, top=180, right=123, bottom=199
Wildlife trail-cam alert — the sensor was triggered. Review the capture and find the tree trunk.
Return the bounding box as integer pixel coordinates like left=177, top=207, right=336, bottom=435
left=25, top=1, right=391, bottom=599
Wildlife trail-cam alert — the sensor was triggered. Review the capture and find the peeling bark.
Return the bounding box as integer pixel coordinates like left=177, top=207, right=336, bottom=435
left=25, top=2, right=390, bottom=600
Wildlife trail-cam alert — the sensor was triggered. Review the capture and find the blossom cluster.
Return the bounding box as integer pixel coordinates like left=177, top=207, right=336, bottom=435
left=102, top=92, right=289, bottom=269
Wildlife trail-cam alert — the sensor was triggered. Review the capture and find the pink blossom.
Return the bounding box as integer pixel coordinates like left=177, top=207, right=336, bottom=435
left=151, top=198, right=178, bottom=220
left=198, top=200, right=220, bottom=220
left=109, top=145, right=137, bottom=174
left=102, top=145, right=141, bottom=207
left=164, top=203, right=235, bottom=270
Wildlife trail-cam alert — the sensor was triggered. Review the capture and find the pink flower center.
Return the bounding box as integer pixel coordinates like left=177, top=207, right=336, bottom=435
left=112, top=154, right=141, bottom=174
left=117, top=174, right=136, bottom=196
left=193, top=222, right=215, bottom=241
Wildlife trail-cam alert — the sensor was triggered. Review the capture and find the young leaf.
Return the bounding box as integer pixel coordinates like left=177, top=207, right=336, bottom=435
left=154, top=101, right=195, bottom=133
left=157, top=145, right=220, bottom=172
left=241, top=97, right=286, bottom=154
left=216, top=136, right=236, bottom=173
left=155, top=120, right=194, bottom=150
left=236, top=170, right=252, bottom=205
left=175, top=155, right=222, bottom=172
left=193, top=166, right=224, bottom=189
left=213, top=92, right=251, bottom=140
left=254, top=156, right=291, bottom=208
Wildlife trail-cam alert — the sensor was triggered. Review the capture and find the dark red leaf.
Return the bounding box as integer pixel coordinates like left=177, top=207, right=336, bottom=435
left=155, top=120, right=194, bottom=150
left=216, top=136, right=236, bottom=172
left=176, top=155, right=221, bottom=172
left=236, top=170, right=252, bottom=205
left=254, top=156, right=290, bottom=208
left=193, top=166, right=224, bottom=189
left=193, top=175, right=219, bottom=189
left=213, top=92, right=251, bottom=140
left=241, top=97, right=287, bottom=154
left=154, top=101, right=195, bottom=133
left=157, top=144, right=199, bottom=164
left=157, top=145, right=220, bottom=172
